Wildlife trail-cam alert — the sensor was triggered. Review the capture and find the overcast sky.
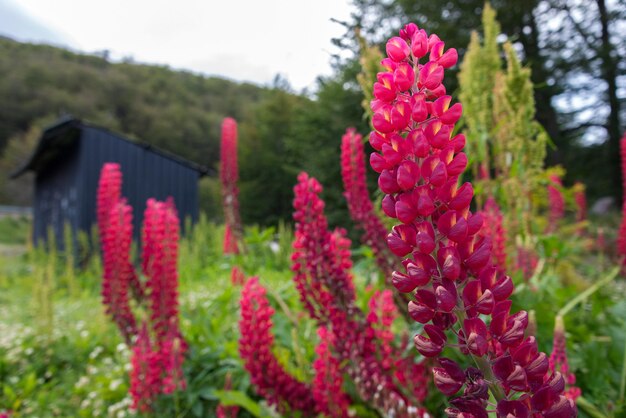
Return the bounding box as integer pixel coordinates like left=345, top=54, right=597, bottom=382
left=0, top=0, right=354, bottom=91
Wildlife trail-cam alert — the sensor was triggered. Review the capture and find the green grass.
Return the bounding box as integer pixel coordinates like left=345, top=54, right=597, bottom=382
left=0, top=220, right=324, bottom=417
left=2, top=217, right=626, bottom=417
left=0, top=216, right=30, bottom=245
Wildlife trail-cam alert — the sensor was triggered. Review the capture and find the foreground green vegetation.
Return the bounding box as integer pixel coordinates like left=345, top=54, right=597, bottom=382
left=0, top=214, right=625, bottom=417
left=1, top=219, right=299, bottom=417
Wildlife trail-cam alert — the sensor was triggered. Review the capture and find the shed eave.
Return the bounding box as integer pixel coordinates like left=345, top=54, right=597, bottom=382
left=9, top=116, right=211, bottom=179
left=9, top=116, right=81, bottom=179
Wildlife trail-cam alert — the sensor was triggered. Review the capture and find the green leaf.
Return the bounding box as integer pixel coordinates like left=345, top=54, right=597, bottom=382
left=212, top=390, right=274, bottom=418
left=198, top=388, right=216, bottom=401
left=23, top=372, right=37, bottom=394
left=3, top=385, right=16, bottom=402
left=191, top=400, right=204, bottom=417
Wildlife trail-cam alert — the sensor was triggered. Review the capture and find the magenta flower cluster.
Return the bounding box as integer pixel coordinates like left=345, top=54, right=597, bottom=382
left=369, top=23, right=574, bottom=417
left=238, top=277, right=316, bottom=414
left=97, top=163, right=186, bottom=412
left=340, top=127, right=412, bottom=314
left=479, top=197, right=507, bottom=273
left=221, top=117, right=243, bottom=255
left=340, top=127, right=394, bottom=276
left=239, top=172, right=432, bottom=416
left=547, top=174, right=565, bottom=233
left=291, top=172, right=427, bottom=416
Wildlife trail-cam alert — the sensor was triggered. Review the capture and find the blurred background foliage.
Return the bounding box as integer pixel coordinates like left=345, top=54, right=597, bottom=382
left=1, top=0, right=623, bottom=226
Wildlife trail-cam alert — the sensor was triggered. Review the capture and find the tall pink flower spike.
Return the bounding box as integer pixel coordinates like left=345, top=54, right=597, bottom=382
left=220, top=117, right=243, bottom=254
left=129, top=324, right=161, bottom=412
left=142, top=199, right=183, bottom=343
left=370, top=23, right=574, bottom=417
left=97, top=164, right=187, bottom=412
left=97, top=163, right=144, bottom=302
left=101, top=199, right=137, bottom=343
left=547, top=174, right=565, bottom=233
left=341, top=127, right=412, bottom=314
left=97, top=163, right=122, bottom=238
left=216, top=373, right=239, bottom=418
left=238, top=277, right=316, bottom=415
left=479, top=196, right=507, bottom=273
left=341, top=127, right=395, bottom=275
left=292, top=172, right=426, bottom=417
left=312, top=326, right=351, bottom=418
left=549, top=316, right=581, bottom=406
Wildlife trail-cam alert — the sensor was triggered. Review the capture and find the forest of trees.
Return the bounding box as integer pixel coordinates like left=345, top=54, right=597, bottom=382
left=0, top=0, right=623, bottom=227
left=0, top=35, right=366, bottom=227
left=335, top=0, right=624, bottom=200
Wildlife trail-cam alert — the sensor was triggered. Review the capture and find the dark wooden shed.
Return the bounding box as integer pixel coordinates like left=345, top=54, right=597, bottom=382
left=11, top=117, right=208, bottom=244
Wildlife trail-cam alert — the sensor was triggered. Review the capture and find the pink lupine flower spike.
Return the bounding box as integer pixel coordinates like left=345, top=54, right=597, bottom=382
left=370, top=22, right=574, bottom=417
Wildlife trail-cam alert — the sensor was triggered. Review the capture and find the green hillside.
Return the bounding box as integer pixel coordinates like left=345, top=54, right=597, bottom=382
left=0, top=37, right=367, bottom=225
left=0, top=36, right=272, bottom=165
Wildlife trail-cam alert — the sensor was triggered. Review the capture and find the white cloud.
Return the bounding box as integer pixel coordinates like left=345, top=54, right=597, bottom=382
left=9, top=0, right=353, bottom=90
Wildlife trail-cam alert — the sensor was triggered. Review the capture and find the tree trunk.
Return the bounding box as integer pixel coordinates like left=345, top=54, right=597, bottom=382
left=597, top=0, right=623, bottom=200
left=518, top=1, right=564, bottom=162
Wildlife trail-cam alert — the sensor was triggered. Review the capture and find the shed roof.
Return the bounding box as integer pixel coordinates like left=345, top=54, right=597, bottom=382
left=10, top=116, right=210, bottom=178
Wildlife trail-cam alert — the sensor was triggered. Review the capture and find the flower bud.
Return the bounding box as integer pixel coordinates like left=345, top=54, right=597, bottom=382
left=378, top=168, right=400, bottom=194
left=434, top=367, right=464, bottom=396
left=372, top=106, right=394, bottom=133
left=386, top=224, right=416, bottom=256
left=393, top=62, right=415, bottom=91
left=497, top=400, right=531, bottom=418
left=412, top=97, right=429, bottom=123
left=386, top=36, right=410, bottom=62
left=414, top=325, right=447, bottom=357
left=411, top=30, right=428, bottom=58
left=373, top=72, right=397, bottom=102
left=408, top=300, right=435, bottom=323
left=419, top=62, right=444, bottom=90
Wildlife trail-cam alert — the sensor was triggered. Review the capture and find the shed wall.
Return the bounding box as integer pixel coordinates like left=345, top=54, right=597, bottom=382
left=78, top=128, right=199, bottom=238
left=33, top=138, right=81, bottom=246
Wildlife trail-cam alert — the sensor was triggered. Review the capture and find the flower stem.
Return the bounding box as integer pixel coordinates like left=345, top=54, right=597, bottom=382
left=455, top=308, right=505, bottom=402
left=557, top=266, right=619, bottom=318
left=474, top=355, right=506, bottom=402
left=576, top=396, right=608, bottom=418
left=619, top=320, right=626, bottom=404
